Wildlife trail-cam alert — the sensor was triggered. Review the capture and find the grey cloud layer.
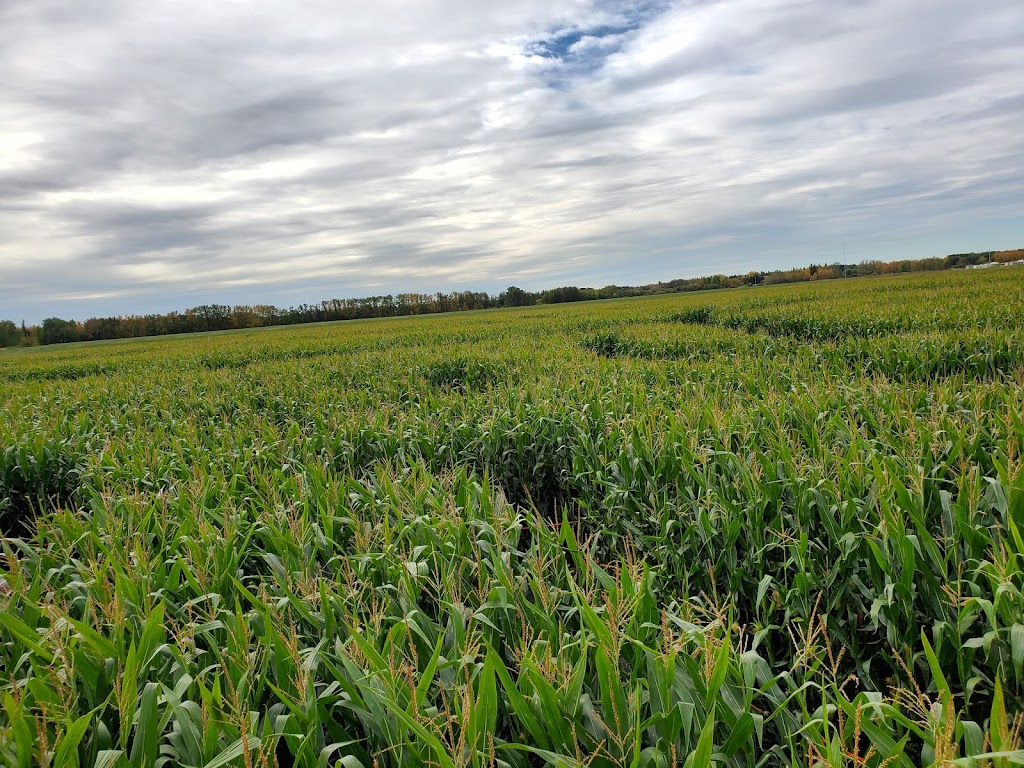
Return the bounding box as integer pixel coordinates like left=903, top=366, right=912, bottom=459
left=1, top=0, right=1022, bottom=320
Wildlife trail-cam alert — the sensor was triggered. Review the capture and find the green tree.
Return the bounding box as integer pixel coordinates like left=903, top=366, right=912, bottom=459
left=0, top=319, right=20, bottom=348
left=38, top=317, right=81, bottom=345
left=502, top=286, right=529, bottom=307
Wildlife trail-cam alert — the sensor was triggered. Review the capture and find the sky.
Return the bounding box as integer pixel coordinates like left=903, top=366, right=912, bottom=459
left=1, top=0, right=1022, bottom=322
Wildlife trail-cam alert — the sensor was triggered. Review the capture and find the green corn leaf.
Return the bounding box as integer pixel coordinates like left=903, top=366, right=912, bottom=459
left=495, top=743, right=588, bottom=768
left=489, top=647, right=549, bottom=751
left=137, top=601, right=165, bottom=666
left=477, top=649, right=498, bottom=742
left=596, top=645, right=630, bottom=741
left=921, top=631, right=951, bottom=697
left=93, top=750, right=126, bottom=768
left=415, top=627, right=446, bottom=705
left=948, top=751, right=1024, bottom=767
left=992, top=676, right=1008, bottom=754
left=129, top=682, right=160, bottom=768
left=0, top=610, right=54, bottom=663
left=203, top=736, right=262, bottom=768
left=705, top=635, right=730, bottom=712
left=685, top=705, right=715, bottom=768
left=374, top=694, right=456, bottom=768
left=2, top=692, right=34, bottom=768
left=1011, top=625, right=1024, bottom=682
left=720, top=712, right=754, bottom=757
left=52, top=711, right=93, bottom=768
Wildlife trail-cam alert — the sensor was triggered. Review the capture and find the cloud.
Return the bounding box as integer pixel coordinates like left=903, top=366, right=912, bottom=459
left=1, top=0, right=1022, bottom=321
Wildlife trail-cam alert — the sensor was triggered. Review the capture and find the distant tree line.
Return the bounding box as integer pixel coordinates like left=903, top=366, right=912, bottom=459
left=3, top=249, right=1022, bottom=348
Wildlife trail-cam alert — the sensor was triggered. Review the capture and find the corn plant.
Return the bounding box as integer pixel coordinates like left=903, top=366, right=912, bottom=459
left=2, top=267, right=1024, bottom=766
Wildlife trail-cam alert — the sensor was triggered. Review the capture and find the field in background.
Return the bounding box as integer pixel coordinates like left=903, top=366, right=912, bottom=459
left=2, top=268, right=1024, bottom=768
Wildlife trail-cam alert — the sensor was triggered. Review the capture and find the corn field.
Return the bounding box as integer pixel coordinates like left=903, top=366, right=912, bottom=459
left=2, top=268, right=1023, bottom=768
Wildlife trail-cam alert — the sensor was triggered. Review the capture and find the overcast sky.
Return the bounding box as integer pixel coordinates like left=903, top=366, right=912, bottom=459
left=1, top=0, right=1022, bottom=322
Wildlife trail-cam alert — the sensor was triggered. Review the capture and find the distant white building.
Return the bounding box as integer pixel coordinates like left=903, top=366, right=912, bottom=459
left=966, top=259, right=1024, bottom=269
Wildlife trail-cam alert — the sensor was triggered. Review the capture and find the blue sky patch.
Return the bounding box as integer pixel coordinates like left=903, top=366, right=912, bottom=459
left=528, top=0, right=670, bottom=83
